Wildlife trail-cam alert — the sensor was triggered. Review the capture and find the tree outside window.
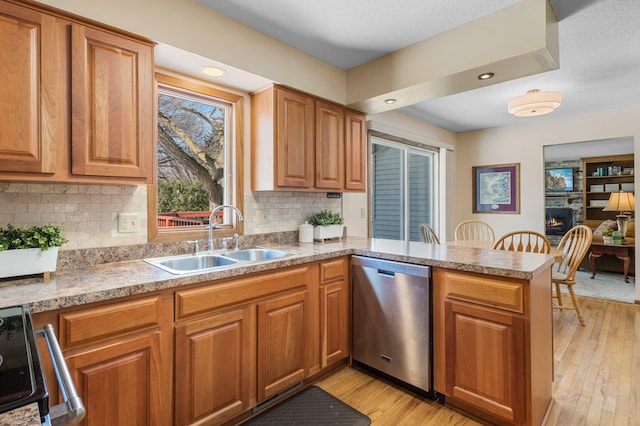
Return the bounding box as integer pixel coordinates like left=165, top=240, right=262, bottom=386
left=149, top=73, right=244, bottom=241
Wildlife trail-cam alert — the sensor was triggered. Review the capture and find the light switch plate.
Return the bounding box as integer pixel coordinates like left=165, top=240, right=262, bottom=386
left=118, top=213, right=140, bottom=233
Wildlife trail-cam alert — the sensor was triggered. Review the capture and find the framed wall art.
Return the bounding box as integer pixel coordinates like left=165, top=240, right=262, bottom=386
left=472, top=163, right=520, bottom=214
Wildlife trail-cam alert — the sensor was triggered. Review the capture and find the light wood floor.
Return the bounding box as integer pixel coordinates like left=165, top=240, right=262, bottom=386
left=316, top=296, right=640, bottom=425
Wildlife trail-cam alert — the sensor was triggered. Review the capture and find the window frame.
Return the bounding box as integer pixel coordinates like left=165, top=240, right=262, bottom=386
left=148, top=72, right=244, bottom=243
left=370, top=133, right=439, bottom=242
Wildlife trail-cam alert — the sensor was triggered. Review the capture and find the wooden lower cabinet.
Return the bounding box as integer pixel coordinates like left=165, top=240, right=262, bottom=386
left=257, top=290, right=309, bottom=402
left=33, top=294, right=173, bottom=426
left=65, top=331, right=164, bottom=426
left=444, top=300, right=525, bottom=424
left=433, top=268, right=553, bottom=426
left=175, top=305, right=255, bottom=426
left=319, top=257, right=350, bottom=368
left=31, top=259, right=351, bottom=426
left=174, top=262, right=320, bottom=424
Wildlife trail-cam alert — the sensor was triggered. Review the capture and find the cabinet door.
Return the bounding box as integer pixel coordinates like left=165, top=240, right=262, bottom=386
left=257, top=290, right=308, bottom=401
left=320, top=280, right=349, bottom=368
left=444, top=300, right=525, bottom=424
left=0, top=2, right=64, bottom=173
left=71, top=24, right=153, bottom=180
left=344, top=110, right=366, bottom=191
left=175, top=306, right=254, bottom=426
left=315, top=101, right=344, bottom=189
left=275, top=87, right=314, bottom=188
left=65, top=332, right=164, bottom=426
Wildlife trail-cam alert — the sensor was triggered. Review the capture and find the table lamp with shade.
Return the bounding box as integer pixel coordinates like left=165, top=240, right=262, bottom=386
left=603, top=190, right=635, bottom=239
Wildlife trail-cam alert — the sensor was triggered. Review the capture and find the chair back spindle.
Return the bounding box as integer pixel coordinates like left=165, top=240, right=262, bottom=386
left=419, top=224, right=440, bottom=244
left=454, top=220, right=495, bottom=242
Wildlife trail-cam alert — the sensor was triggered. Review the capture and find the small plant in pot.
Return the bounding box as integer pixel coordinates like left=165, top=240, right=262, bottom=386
left=601, top=229, right=614, bottom=245
left=308, top=210, right=344, bottom=242
left=0, top=224, right=67, bottom=281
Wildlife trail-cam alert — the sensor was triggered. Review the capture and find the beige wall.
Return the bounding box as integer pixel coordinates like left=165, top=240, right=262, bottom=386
left=342, top=110, right=457, bottom=238
left=455, top=105, right=640, bottom=300
left=36, top=0, right=346, bottom=103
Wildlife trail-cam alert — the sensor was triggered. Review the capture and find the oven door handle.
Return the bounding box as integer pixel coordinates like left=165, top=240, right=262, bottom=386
left=36, top=324, right=86, bottom=425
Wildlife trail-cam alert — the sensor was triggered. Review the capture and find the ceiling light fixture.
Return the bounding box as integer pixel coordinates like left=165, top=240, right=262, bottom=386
left=477, top=72, right=494, bottom=80
left=384, top=98, right=397, bottom=104
left=507, top=89, right=561, bottom=117
left=201, top=66, right=226, bottom=77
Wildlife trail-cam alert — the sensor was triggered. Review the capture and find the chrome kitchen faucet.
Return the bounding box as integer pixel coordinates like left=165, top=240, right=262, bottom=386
left=208, top=205, right=244, bottom=252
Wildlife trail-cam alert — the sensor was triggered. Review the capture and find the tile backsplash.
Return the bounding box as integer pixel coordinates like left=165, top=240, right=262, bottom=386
left=0, top=183, right=148, bottom=249
left=244, top=191, right=341, bottom=234
left=0, top=182, right=342, bottom=250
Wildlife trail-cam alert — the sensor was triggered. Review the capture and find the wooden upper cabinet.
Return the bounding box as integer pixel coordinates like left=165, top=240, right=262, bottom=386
left=0, top=2, right=65, bottom=174
left=345, top=110, right=366, bottom=191
left=71, top=24, right=153, bottom=181
left=315, top=101, right=344, bottom=189
left=275, top=87, right=315, bottom=188
left=0, top=0, right=154, bottom=183
left=251, top=84, right=366, bottom=192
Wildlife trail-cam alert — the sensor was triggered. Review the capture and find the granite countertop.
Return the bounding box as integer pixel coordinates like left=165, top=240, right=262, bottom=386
left=0, top=403, right=41, bottom=426
left=0, top=237, right=555, bottom=313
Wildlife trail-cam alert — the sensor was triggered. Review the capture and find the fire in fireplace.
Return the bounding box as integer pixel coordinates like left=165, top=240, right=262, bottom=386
left=546, top=208, right=573, bottom=235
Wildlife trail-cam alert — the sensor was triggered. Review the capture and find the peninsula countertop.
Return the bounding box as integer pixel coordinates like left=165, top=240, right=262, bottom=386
left=0, top=237, right=555, bottom=313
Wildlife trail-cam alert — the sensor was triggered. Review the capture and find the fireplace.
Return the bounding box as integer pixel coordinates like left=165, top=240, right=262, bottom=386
left=546, top=208, right=573, bottom=235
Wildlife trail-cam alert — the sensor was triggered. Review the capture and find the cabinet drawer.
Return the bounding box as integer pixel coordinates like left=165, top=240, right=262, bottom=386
left=443, top=271, right=524, bottom=313
left=176, top=264, right=315, bottom=320
left=320, top=257, right=348, bottom=284
left=59, top=296, right=163, bottom=350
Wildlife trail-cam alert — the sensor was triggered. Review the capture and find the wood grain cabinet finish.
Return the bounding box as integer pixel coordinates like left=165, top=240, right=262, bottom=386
left=0, top=1, right=65, bottom=174
left=444, top=300, right=525, bottom=424
left=0, top=0, right=154, bottom=183
left=257, top=290, right=310, bottom=402
left=433, top=268, right=553, bottom=426
left=319, top=257, right=350, bottom=368
left=315, top=101, right=345, bottom=189
left=174, top=262, right=319, bottom=422
left=175, top=306, right=255, bottom=426
left=71, top=24, right=153, bottom=180
left=55, top=295, right=173, bottom=426
left=344, top=110, right=366, bottom=191
left=251, top=84, right=366, bottom=192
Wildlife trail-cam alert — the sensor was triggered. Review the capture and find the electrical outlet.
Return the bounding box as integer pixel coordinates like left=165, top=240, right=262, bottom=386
left=118, top=213, right=140, bottom=233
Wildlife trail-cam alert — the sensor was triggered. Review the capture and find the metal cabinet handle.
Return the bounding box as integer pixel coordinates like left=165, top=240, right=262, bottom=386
left=36, top=324, right=86, bottom=424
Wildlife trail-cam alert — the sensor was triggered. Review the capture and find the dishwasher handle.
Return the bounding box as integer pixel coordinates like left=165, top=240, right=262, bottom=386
left=36, top=324, right=86, bottom=425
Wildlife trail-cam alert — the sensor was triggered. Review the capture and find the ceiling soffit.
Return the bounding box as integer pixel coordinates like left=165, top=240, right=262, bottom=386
left=346, top=0, right=558, bottom=114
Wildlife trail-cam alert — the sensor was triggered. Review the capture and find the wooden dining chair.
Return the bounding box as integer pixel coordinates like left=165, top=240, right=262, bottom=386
left=493, top=230, right=551, bottom=254
left=552, top=225, right=593, bottom=326
left=419, top=224, right=440, bottom=244
left=454, top=220, right=495, bottom=242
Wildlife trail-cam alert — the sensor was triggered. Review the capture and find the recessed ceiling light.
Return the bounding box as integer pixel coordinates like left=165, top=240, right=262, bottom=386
left=384, top=98, right=397, bottom=104
left=477, top=72, right=494, bottom=80
left=202, top=66, right=226, bottom=77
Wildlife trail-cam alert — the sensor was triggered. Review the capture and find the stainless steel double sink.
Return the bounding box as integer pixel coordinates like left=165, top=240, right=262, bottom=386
left=144, top=248, right=290, bottom=275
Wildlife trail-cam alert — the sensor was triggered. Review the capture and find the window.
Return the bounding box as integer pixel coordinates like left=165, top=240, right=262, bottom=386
left=149, top=73, right=244, bottom=242
left=371, top=136, right=438, bottom=242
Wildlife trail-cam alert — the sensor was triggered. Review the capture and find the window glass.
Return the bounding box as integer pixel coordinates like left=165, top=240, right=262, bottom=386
left=157, top=89, right=228, bottom=229
left=149, top=74, right=244, bottom=242
left=371, top=137, right=438, bottom=242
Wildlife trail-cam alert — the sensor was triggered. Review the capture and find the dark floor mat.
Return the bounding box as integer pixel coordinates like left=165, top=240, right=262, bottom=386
left=244, top=386, right=371, bottom=426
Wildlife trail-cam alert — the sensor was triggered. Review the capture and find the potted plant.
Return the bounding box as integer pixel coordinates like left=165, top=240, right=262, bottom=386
left=0, top=224, right=67, bottom=280
left=601, top=229, right=614, bottom=245
left=308, top=210, right=344, bottom=242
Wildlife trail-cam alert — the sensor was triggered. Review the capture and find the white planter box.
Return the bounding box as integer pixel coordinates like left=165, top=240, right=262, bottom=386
left=313, top=225, right=344, bottom=242
left=0, top=247, right=59, bottom=280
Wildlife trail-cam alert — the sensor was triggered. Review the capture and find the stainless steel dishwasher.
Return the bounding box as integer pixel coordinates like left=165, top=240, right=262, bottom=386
left=352, top=256, right=438, bottom=398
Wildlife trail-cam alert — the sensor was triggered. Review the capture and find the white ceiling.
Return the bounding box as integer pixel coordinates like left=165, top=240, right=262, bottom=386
left=157, top=0, right=640, bottom=134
